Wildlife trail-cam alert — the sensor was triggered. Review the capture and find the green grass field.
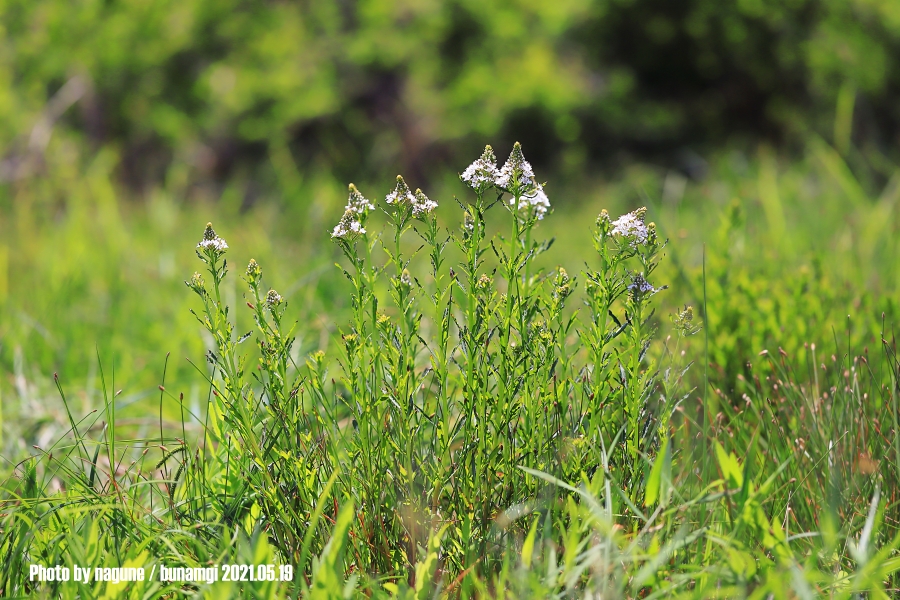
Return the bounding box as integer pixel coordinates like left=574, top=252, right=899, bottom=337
left=2, top=138, right=900, bottom=598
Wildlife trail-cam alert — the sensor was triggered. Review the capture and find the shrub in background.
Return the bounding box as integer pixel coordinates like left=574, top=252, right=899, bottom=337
left=1, top=0, right=899, bottom=192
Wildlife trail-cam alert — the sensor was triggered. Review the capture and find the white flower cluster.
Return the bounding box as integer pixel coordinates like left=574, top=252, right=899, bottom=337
left=610, top=208, right=649, bottom=245
left=462, top=142, right=550, bottom=220
left=332, top=209, right=366, bottom=239
left=332, top=176, right=439, bottom=241
left=332, top=184, right=372, bottom=239
left=197, top=223, right=228, bottom=253
left=517, top=183, right=550, bottom=220
left=346, top=183, right=374, bottom=214
left=461, top=145, right=500, bottom=191
left=385, top=175, right=416, bottom=206
left=495, top=143, right=535, bottom=190
left=198, top=237, right=228, bottom=252
left=385, top=175, right=437, bottom=217
left=412, top=189, right=438, bottom=216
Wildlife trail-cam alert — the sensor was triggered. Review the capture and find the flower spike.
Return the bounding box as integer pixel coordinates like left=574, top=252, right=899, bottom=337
left=197, top=222, right=228, bottom=253
left=385, top=175, right=416, bottom=207
left=412, top=188, right=438, bottom=216
left=496, top=142, right=535, bottom=191
left=461, top=145, right=500, bottom=192
left=332, top=209, right=365, bottom=239
left=346, top=183, right=374, bottom=214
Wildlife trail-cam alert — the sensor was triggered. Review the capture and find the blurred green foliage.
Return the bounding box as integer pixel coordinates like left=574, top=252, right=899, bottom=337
left=1, top=0, right=899, bottom=191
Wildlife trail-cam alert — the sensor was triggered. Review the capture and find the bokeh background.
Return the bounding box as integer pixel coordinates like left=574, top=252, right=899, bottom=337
left=2, top=0, right=900, bottom=430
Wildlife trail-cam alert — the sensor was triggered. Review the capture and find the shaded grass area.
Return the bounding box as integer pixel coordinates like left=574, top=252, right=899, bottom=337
left=2, top=140, right=900, bottom=597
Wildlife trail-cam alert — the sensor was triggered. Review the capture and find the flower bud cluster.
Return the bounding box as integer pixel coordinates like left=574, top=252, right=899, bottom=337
left=197, top=223, right=228, bottom=254
left=628, top=272, right=658, bottom=300
left=596, top=210, right=611, bottom=235
left=332, top=209, right=366, bottom=239
left=332, top=184, right=373, bottom=240
left=513, top=184, right=550, bottom=220
left=463, top=209, right=475, bottom=233
left=246, top=259, right=262, bottom=285
left=186, top=271, right=207, bottom=296
left=672, top=305, right=701, bottom=336
left=386, top=176, right=439, bottom=217
left=265, top=289, right=283, bottom=309
left=346, top=183, right=375, bottom=214
left=399, top=269, right=413, bottom=289
left=554, top=267, right=572, bottom=299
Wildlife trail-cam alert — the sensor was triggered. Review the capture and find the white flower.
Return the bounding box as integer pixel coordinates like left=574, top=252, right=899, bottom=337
left=461, top=145, right=500, bottom=192
left=385, top=175, right=416, bottom=207
left=412, top=189, right=438, bottom=216
left=610, top=208, right=649, bottom=245
left=508, top=182, right=550, bottom=220
left=521, top=183, right=550, bottom=220
left=198, top=238, right=228, bottom=251
left=345, top=183, right=374, bottom=214
left=496, top=142, right=535, bottom=190
left=197, top=223, right=228, bottom=253
left=331, top=209, right=365, bottom=239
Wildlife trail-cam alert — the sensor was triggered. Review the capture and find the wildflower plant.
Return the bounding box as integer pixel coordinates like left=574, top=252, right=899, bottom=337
left=13, top=142, right=900, bottom=599
left=311, top=142, right=680, bottom=578
left=175, top=143, right=686, bottom=590
left=185, top=222, right=330, bottom=569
